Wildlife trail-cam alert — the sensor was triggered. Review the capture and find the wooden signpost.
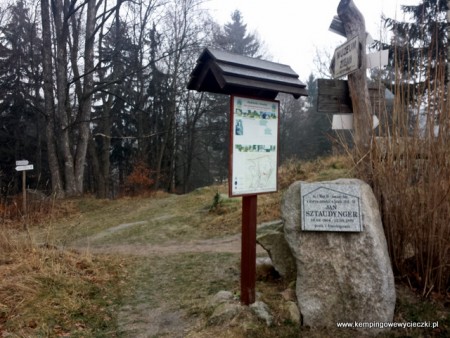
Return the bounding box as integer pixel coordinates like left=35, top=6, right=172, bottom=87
left=187, top=48, right=308, bottom=305
left=15, top=160, right=34, bottom=221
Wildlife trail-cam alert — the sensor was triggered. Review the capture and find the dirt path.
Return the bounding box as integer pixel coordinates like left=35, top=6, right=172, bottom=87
left=76, top=218, right=267, bottom=337
left=76, top=216, right=265, bottom=256
left=83, top=233, right=247, bottom=256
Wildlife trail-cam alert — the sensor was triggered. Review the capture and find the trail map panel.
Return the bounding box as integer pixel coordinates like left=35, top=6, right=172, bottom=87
left=230, top=96, right=279, bottom=197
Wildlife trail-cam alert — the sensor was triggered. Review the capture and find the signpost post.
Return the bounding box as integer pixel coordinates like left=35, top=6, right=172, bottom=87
left=15, top=160, right=34, bottom=220
left=337, top=0, right=373, bottom=154
left=241, top=194, right=257, bottom=304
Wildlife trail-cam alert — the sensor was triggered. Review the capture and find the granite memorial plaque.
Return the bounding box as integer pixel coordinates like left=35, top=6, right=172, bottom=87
left=301, top=183, right=362, bottom=232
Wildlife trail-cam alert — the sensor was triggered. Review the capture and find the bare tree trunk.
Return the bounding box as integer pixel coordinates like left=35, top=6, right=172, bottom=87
left=182, top=92, right=204, bottom=193
left=154, top=121, right=169, bottom=190
left=41, top=0, right=64, bottom=198
left=88, top=138, right=106, bottom=197
left=447, top=0, right=450, bottom=88
left=74, top=0, right=97, bottom=194
left=156, top=0, right=195, bottom=191
left=89, top=0, right=122, bottom=198
left=338, top=0, right=372, bottom=155
left=52, top=0, right=77, bottom=196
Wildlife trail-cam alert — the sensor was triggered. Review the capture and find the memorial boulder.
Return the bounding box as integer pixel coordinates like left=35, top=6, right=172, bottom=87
left=282, top=179, right=395, bottom=334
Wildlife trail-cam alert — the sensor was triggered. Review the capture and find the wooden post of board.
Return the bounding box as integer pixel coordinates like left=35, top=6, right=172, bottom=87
left=338, top=0, right=372, bottom=155
left=22, top=171, right=27, bottom=216
left=241, top=194, right=257, bottom=305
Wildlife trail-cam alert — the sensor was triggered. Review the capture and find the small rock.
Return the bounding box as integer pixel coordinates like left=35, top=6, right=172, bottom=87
left=280, top=288, right=296, bottom=302
left=285, top=301, right=301, bottom=324
left=250, top=301, right=273, bottom=327
left=208, top=302, right=242, bottom=326
left=210, top=290, right=234, bottom=306
left=256, top=257, right=272, bottom=266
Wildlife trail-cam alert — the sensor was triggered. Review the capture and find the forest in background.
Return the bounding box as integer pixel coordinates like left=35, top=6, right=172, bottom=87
left=0, top=0, right=330, bottom=199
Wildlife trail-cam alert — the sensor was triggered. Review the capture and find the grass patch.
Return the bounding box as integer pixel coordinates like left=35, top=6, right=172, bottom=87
left=0, top=239, right=128, bottom=337
left=33, top=190, right=221, bottom=246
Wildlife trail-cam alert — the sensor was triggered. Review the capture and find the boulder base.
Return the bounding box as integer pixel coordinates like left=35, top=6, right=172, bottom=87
left=256, top=220, right=296, bottom=280
left=282, top=179, right=395, bottom=334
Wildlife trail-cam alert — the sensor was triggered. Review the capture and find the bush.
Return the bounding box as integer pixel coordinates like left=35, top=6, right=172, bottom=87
left=123, top=161, right=155, bottom=196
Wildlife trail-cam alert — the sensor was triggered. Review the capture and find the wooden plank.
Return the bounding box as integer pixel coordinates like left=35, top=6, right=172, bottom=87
left=317, top=79, right=353, bottom=113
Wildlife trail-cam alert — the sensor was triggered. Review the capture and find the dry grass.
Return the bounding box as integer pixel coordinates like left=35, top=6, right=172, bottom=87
left=348, top=69, right=450, bottom=296
left=278, top=155, right=353, bottom=189
left=0, top=225, right=127, bottom=336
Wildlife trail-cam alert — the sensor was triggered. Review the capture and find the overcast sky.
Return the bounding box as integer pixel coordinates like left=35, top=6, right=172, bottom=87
left=204, top=0, right=420, bottom=81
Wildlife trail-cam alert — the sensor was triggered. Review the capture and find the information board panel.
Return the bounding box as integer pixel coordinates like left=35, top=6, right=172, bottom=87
left=229, top=96, right=279, bottom=197
left=301, top=183, right=363, bottom=232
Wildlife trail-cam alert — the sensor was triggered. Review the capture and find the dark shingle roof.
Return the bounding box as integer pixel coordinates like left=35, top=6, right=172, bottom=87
left=187, top=48, right=308, bottom=99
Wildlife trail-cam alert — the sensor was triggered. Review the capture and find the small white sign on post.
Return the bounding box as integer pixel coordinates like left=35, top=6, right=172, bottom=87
left=332, top=114, right=353, bottom=130
left=367, top=49, right=389, bottom=69
left=332, top=114, right=380, bottom=130
left=15, top=164, right=34, bottom=171
left=333, top=35, right=360, bottom=78
left=16, top=160, right=29, bottom=166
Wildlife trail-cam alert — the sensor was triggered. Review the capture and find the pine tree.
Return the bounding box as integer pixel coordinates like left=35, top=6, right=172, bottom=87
left=279, top=74, right=331, bottom=161
left=379, top=0, right=448, bottom=95
left=213, top=10, right=261, bottom=57
left=0, top=1, right=44, bottom=193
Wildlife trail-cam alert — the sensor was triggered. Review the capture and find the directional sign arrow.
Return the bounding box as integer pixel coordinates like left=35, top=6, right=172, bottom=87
left=16, top=160, right=29, bottom=166
left=332, top=115, right=380, bottom=130
left=15, top=164, right=34, bottom=171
